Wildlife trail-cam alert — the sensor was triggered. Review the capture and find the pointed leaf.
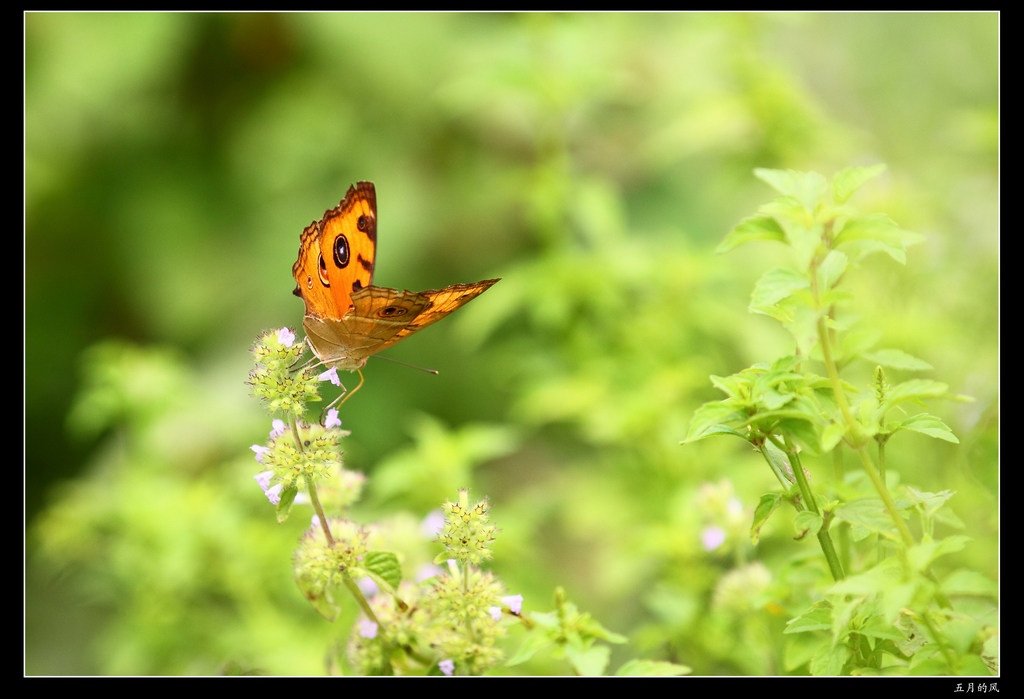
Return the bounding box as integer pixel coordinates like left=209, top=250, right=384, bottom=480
left=751, top=493, right=783, bottom=545
left=861, top=349, right=933, bottom=371
left=831, top=164, right=887, bottom=204
left=718, top=215, right=786, bottom=253
left=895, top=413, right=959, bottom=443
left=275, top=485, right=299, bottom=524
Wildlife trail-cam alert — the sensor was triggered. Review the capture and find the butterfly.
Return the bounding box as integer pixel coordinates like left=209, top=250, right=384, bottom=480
left=292, top=181, right=499, bottom=402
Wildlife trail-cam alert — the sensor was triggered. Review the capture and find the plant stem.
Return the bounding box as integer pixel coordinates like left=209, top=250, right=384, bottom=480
left=788, top=445, right=844, bottom=581
left=342, top=572, right=383, bottom=628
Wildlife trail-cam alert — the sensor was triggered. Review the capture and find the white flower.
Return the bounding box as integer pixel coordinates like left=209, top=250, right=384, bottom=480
left=501, top=594, right=523, bottom=615
left=489, top=606, right=502, bottom=621
left=325, top=408, right=342, bottom=429
left=438, top=659, right=454, bottom=676
left=702, top=525, right=726, bottom=551
left=265, top=483, right=283, bottom=505
left=254, top=470, right=274, bottom=491
left=277, top=328, right=295, bottom=347
left=319, top=367, right=341, bottom=386
left=269, top=419, right=287, bottom=438
left=357, top=619, right=378, bottom=639
left=251, top=445, right=270, bottom=463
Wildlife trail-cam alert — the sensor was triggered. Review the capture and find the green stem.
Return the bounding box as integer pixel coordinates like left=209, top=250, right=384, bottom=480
left=342, top=572, right=382, bottom=628
left=787, top=446, right=845, bottom=581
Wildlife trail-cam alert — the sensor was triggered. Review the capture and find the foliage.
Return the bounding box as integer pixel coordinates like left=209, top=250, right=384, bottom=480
left=27, top=14, right=996, bottom=676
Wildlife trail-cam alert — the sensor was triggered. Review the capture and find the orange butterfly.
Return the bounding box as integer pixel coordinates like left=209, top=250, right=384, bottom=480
left=292, top=181, right=499, bottom=403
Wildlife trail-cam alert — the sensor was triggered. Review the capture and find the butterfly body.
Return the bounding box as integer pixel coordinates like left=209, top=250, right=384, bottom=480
left=293, top=182, right=498, bottom=372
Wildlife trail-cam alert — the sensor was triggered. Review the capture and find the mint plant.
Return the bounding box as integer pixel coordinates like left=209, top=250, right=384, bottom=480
left=247, top=328, right=670, bottom=675
left=684, top=166, right=997, bottom=676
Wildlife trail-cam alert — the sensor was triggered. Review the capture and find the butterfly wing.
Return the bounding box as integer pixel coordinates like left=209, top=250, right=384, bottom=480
left=303, top=279, right=500, bottom=371
left=292, top=181, right=377, bottom=319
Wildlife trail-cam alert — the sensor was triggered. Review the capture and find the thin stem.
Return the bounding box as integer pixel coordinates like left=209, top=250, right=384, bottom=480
left=786, top=444, right=844, bottom=581
left=342, top=572, right=382, bottom=628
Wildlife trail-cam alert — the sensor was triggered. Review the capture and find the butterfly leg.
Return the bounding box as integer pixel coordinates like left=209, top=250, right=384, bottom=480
left=317, top=369, right=365, bottom=424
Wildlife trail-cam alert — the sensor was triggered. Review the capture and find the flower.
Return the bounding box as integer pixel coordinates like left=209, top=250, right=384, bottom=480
left=251, top=445, right=270, bottom=463
left=310, top=514, right=320, bottom=530
left=254, top=470, right=274, bottom=491
left=265, top=483, right=283, bottom=505
left=438, top=659, right=454, bottom=676
left=269, top=419, right=287, bottom=438
left=357, top=576, right=379, bottom=598
left=415, top=563, right=443, bottom=581
left=501, top=594, right=523, bottom=615
left=489, top=606, right=502, bottom=621
left=420, top=509, right=445, bottom=538
left=357, top=619, right=378, bottom=639
left=319, top=367, right=341, bottom=386
left=277, top=328, right=295, bottom=347
left=325, top=408, right=342, bottom=429
left=702, top=525, right=726, bottom=551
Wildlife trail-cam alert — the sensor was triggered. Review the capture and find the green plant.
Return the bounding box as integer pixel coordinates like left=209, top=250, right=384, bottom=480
left=684, top=166, right=998, bottom=676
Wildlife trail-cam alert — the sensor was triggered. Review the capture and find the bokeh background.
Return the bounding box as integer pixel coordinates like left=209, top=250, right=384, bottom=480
left=26, top=13, right=998, bottom=675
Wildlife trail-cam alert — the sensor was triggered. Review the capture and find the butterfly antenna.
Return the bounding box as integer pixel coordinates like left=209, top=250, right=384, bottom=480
left=370, top=354, right=439, bottom=375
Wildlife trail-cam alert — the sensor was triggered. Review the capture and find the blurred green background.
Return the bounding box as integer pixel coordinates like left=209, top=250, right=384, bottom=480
left=26, top=13, right=997, bottom=675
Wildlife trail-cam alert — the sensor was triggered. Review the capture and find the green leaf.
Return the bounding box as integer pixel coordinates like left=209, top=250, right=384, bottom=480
left=834, top=499, right=901, bottom=540
left=506, top=633, right=554, bottom=666
left=861, top=349, right=933, bottom=371
left=615, top=659, right=691, bottom=676
left=363, top=551, right=402, bottom=590
left=834, top=213, right=923, bottom=263
left=895, top=413, right=959, bottom=443
left=817, top=250, right=849, bottom=292
left=750, top=267, right=810, bottom=310
left=751, top=493, right=783, bottom=545
left=940, top=569, right=998, bottom=598
left=755, top=168, right=828, bottom=212
left=794, top=510, right=824, bottom=537
left=907, top=535, right=970, bottom=571
left=275, top=485, right=299, bottom=524
left=820, top=422, right=847, bottom=452
left=810, top=642, right=849, bottom=676
left=785, top=604, right=833, bottom=634
left=682, top=401, right=749, bottom=443
left=831, top=164, right=887, bottom=204
left=565, top=644, right=610, bottom=676
left=717, top=215, right=786, bottom=253
left=884, top=379, right=949, bottom=405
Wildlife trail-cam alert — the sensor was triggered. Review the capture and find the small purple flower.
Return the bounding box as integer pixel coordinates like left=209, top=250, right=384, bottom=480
left=357, top=576, right=379, bottom=598
left=357, top=619, right=378, bottom=639
left=489, top=606, right=502, bottom=621
left=277, top=328, right=295, bottom=347
left=501, top=594, right=523, bottom=615
left=420, top=509, right=445, bottom=538
left=310, top=514, right=320, bottom=530
left=438, top=659, right=454, bottom=676
left=325, top=408, right=342, bottom=429
left=415, top=564, right=443, bottom=582
left=702, top=525, right=726, bottom=551
left=269, top=419, right=287, bottom=439
left=265, top=483, right=283, bottom=505
left=251, top=445, right=270, bottom=464
left=254, top=470, right=274, bottom=491
left=319, top=367, right=341, bottom=386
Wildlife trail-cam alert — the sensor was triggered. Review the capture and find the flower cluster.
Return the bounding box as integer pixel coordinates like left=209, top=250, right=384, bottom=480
left=251, top=411, right=350, bottom=504
left=421, top=562, right=509, bottom=675
left=435, top=489, right=498, bottom=566
left=248, top=328, right=322, bottom=418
